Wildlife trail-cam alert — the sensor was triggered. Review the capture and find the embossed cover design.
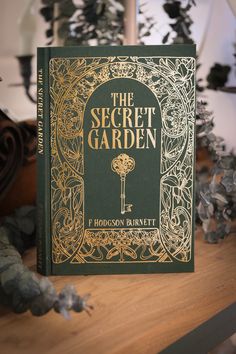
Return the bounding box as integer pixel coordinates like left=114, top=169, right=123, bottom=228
left=37, top=45, right=196, bottom=275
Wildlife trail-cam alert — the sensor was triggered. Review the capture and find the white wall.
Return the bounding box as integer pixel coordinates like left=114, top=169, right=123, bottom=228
left=0, top=0, right=235, bottom=150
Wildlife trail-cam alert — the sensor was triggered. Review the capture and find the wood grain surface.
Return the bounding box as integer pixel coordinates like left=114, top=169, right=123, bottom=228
left=0, top=229, right=235, bottom=354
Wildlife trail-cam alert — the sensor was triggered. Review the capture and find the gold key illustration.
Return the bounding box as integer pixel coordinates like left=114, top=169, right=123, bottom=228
left=111, top=154, right=135, bottom=214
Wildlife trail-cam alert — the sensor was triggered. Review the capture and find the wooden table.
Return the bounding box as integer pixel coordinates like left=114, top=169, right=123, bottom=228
left=0, top=229, right=236, bottom=354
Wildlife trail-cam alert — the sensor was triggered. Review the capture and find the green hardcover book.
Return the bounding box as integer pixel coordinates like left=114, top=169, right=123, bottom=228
left=37, top=45, right=196, bottom=275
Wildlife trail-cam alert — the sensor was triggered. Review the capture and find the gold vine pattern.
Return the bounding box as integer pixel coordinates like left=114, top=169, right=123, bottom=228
left=71, top=229, right=172, bottom=263
left=50, top=55, right=195, bottom=264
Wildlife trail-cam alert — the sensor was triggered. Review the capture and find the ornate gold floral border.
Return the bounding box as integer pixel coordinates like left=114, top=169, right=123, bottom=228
left=49, top=55, right=195, bottom=264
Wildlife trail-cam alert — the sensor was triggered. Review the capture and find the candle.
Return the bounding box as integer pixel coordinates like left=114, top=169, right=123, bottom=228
left=17, top=0, right=36, bottom=56
left=123, top=0, right=138, bottom=45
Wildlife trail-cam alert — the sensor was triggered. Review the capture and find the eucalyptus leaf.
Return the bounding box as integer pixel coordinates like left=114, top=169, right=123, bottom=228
left=0, top=212, right=92, bottom=317
left=202, top=220, right=210, bottom=234
left=204, top=232, right=218, bottom=244
left=162, top=32, right=170, bottom=44
left=59, top=0, right=77, bottom=18
left=212, top=193, right=228, bottom=204
left=199, top=191, right=211, bottom=207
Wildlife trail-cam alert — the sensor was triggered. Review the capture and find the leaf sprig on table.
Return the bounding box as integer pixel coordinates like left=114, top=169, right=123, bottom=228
left=0, top=206, right=93, bottom=318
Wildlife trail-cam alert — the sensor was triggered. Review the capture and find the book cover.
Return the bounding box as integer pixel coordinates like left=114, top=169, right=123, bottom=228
left=37, top=45, right=196, bottom=275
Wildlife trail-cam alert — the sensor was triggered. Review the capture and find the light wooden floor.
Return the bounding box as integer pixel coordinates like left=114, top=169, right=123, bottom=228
left=0, top=229, right=236, bottom=354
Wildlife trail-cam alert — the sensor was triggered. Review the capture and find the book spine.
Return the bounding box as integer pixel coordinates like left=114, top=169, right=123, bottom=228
left=37, top=48, right=51, bottom=275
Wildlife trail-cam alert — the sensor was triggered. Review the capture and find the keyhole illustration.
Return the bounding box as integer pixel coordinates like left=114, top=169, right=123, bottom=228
left=111, top=154, right=135, bottom=214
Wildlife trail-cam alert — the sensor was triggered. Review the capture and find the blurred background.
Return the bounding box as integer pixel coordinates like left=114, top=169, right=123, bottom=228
left=0, top=4, right=236, bottom=350
left=0, top=0, right=235, bottom=148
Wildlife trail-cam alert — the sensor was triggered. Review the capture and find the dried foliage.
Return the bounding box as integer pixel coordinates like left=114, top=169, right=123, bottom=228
left=0, top=206, right=93, bottom=317
left=196, top=102, right=236, bottom=243
left=162, top=0, right=195, bottom=44
left=40, top=0, right=156, bottom=45
left=206, top=38, right=236, bottom=93
left=163, top=0, right=236, bottom=242
left=207, top=63, right=231, bottom=90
